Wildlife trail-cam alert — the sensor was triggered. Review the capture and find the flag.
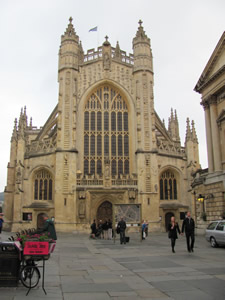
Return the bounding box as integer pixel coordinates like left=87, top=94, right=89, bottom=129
left=89, top=26, right=97, bottom=32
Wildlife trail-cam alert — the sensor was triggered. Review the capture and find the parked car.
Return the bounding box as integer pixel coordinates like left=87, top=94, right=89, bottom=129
left=205, top=220, right=225, bottom=247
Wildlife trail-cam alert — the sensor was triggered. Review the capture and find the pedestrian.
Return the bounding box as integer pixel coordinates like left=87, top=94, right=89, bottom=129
left=0, top=214, right=4, bottom=236
left=142, top=220, right=146, bottom=240
left=98, top=220, right=103, bottom=239
left=108, top=219, right=112, bottom=240
left=168, top=216, right=180, bottom=253
left=145, top=220, right=149, bottom=237
left=181, top=211, right=195, bottom=252
left=90, top=219, right=97, bottom=238
left=39, top=215, right=57, bottom=240
left=102, top=219, right=109, bottom=239
left=117, top=217, right=127, bottom=244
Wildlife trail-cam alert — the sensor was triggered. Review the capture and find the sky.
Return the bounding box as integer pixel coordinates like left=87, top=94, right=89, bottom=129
left=0, top=0, right=224, bottom=192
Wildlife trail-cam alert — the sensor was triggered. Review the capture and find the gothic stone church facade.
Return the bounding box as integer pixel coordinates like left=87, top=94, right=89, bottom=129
left=4, top=19, right=200, bottom=232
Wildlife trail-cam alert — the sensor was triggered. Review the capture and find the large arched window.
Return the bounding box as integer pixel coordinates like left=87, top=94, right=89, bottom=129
left=83, top=85, right=129, bottom=176
left=34, top=169, right=53, bottom=200
left=160, top=170, right=177, bottom=200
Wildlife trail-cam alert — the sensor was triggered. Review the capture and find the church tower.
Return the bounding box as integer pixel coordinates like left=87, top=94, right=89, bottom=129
left=132, top=20, right=158, bottom=218
left=54, top=18, right=80, bottom=227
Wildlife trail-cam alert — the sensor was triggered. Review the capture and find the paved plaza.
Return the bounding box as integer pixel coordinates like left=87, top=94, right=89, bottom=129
left=0, top=230, right=225, bottom=300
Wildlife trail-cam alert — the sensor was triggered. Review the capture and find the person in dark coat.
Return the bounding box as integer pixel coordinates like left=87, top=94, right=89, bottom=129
left=168, top=216, right=180, bottom=253
left=117, top=217, right=127, bottom=244
left=90, top=219, right=97, bottom=238
left=0, top=215, right=4, bottom=235
left=40, top=215, right=57, bottom=240
left=181, top=211, right=195, bottom=252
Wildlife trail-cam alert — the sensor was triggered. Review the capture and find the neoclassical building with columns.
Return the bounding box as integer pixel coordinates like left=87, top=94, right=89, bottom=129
left=192, top=31, right=225, bottom=228
left=4, top=19, right=200, bottom=232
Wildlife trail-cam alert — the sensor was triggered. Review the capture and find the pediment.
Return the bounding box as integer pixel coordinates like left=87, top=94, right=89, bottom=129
left=195, top=31, right=225, bottom=93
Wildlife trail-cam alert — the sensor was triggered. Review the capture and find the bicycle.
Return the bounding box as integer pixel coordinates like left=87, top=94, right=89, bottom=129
left=19, top=258, right=41, bottom=289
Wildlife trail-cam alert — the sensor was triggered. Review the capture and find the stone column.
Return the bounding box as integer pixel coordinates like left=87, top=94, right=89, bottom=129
left=209, top=97, right=222, bottom=171
left=203, top=104, right=214, bottom=173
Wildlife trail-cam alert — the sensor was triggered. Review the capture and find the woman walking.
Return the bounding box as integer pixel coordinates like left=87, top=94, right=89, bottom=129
left=168, top=216, right=180, bottom=253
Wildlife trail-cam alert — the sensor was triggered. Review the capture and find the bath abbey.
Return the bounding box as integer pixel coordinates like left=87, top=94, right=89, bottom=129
left=4, top=19, right=200, bottom=232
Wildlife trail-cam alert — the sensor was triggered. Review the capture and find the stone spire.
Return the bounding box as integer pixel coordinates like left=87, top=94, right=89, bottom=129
left=64, top=17, right=77, bottom=38
left=11, top=118, right=18, bottom=141
left=133, top=20, right=150, bottom=44
left=191, top=120, right=198, bottom=143
left=185, top=117, right=192, bottom=143
left=114, top=41, right=121, bottom=60
left=79, top=41, right=84, bottom=64
left=18, top=107, right=27, bottom=138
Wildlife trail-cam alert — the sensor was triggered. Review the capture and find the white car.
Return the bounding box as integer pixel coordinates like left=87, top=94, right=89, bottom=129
left=205, top=220, right=225, bottom=248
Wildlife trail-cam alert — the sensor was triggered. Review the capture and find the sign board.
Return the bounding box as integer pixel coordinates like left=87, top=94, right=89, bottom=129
left=24, top=241, right=49, bottom=255
left=114, top=204, right=141, bottom=224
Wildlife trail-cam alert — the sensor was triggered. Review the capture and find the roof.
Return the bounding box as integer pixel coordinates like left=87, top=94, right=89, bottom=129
left=194, top=31, right=225, bottom=93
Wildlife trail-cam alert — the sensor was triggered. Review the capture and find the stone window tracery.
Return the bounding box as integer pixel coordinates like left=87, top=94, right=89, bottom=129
left=34, top=169, right=53, bottom=201
left=160, top=171, right=177, bottom=200
left=83, top=85, right=129, bottom=176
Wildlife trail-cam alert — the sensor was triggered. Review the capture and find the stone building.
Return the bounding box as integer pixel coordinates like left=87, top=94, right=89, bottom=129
left=4, top=19, right=200, bottom=232
left=192, top=31, right=225, bottom=230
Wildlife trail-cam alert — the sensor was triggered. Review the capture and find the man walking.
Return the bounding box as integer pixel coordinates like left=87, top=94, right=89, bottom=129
left=181, top=211, right=195, bottom=252
left=117, top=217, right=127, bottom=244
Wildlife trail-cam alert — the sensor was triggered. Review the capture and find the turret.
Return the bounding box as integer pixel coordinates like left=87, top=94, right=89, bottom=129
left=168, top=108, right=180, bottom=143
left=132, top=20, right=153, bottom=73
left=58, top=17, right=80, bottom=72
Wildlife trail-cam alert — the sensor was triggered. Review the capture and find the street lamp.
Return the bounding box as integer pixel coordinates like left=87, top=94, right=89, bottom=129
left=197, top=194, right=204, bottom=202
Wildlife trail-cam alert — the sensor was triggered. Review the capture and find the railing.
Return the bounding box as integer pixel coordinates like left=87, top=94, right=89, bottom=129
left=83, top=46, right=134, bottom=66
left=76, top=175, right=137, bottom=187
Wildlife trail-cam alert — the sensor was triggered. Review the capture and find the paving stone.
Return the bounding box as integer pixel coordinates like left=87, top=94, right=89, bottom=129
left=136, top=288, right=170, bottom=298
left=167, top=289, right=214, bottom=300
left=0, top=231, right=225, bottom=299
left=63, top=292, right=111, bottom=300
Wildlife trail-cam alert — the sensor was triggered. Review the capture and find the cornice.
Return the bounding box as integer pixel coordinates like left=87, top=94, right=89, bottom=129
left=195, top=65, right=225, bottom=93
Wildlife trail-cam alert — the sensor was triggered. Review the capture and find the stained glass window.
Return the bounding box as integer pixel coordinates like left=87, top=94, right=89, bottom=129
left=83, top=85, right=129, bottom=177
left=34, top=169, right=53, bottom=201
left=159, top=171, right=178, bottom=200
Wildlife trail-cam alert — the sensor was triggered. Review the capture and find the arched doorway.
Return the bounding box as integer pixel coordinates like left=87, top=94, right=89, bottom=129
left=165, top=212, right=174, bottom=231
left=37, top=213, right=48, bottom=229
left=97, top=201, right=112, bottom=225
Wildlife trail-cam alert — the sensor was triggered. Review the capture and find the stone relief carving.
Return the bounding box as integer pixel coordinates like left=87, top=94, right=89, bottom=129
left=78, top=200, right=86, bottom=218
left=79, top=190, right=86, bottom=199
left=103, top=52, right=110, bottom=70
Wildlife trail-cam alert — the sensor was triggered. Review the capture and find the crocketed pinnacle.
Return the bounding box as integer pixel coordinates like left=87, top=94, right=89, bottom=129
left=191, top=120, right=198, bottom=143
left=11, top=118, right=18, bottom=141
left=64, top=17, right=76, bottom=37
left=133, top=19, right=150, bottom=45
left=114, top=41, right=121, bottom=59
left=185, top=118, right=192, bottom=143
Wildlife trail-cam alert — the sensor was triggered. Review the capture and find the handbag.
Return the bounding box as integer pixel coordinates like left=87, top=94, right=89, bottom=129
left=168, top=231, right=172, bottom=238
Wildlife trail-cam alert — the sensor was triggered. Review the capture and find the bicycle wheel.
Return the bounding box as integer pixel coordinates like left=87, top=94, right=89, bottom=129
left=20, top=265, right=41, bottom=288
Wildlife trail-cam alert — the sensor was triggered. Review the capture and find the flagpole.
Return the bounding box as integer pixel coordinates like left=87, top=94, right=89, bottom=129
left=97, top=26, right=99, bottom=50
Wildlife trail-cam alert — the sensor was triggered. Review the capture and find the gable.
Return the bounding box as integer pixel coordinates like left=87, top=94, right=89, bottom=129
left=195, top=31, right=225, bottom=93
